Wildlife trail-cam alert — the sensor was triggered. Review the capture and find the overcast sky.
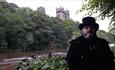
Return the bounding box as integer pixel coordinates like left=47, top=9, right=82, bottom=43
left=6, top=0, right=110, bottom=32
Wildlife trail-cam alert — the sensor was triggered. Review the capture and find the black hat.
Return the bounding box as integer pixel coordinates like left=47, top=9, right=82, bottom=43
left=78, top=17, right=99, bottom=30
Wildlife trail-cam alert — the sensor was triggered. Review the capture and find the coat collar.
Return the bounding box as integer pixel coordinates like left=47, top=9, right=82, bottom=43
left=71, top=35, right=98, bottom=45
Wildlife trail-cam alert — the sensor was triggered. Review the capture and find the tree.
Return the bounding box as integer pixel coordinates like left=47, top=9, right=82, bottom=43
left=62, top=19, right=80, bottom=40
left=80, top=0, right=114, bottom=18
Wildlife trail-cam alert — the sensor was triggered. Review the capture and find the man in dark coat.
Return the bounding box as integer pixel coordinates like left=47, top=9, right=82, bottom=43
left=66, top=17, right=115, bottom=70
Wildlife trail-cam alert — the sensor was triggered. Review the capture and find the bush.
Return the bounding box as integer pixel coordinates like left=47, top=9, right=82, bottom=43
left=111, top=46, right=115, bottom=54
left=14, top=55, right=69, bottom=70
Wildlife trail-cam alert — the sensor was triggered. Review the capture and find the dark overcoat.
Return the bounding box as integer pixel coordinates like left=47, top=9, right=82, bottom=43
left=66, top=36, right=115, bottom=70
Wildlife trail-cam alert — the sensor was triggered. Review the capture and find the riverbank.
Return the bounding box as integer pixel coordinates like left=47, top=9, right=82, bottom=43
left=0, top=49, right=67, bottom=61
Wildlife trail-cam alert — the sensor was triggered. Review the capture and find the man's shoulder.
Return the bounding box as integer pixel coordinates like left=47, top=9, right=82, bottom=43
left=97, top=37, right=108, bottom=44
left=69, top=36, right=83, bottom=44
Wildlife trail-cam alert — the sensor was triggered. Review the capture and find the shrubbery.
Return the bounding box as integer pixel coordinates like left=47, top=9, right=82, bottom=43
left=111, top=46, right=115, bottom=54
left=14, top=54, right=69, bottom=70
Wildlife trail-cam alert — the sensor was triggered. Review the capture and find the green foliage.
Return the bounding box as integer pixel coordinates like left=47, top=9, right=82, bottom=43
left=14, top=55, right=69, bottom=70
left=97, top=30, right=115, bottom=44
left=80, top=0, right=114, bottom=18
left=63, top=19, right=77, bottom=39
left=111, top=46, right=115, bottom=54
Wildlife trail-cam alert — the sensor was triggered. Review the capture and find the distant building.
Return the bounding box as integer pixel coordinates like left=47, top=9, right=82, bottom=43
left=9, top=3, right=18, bottom=10
left=21, top=7, right=33, bottom=15
left=37, top=7, right=46, bottom=15
left=56, top=7, right=70, bottom=20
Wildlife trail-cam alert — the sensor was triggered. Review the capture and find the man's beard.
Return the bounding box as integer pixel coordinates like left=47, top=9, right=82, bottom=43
left=81, top=32, right=94, bottom=39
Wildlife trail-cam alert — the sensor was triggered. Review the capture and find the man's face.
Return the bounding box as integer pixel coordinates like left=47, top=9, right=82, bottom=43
left=80, top=26, right=96, bottom=39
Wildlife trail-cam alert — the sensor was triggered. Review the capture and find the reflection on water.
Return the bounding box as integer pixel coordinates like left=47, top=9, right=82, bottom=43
left=0, top=64, right=13, bottom=70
